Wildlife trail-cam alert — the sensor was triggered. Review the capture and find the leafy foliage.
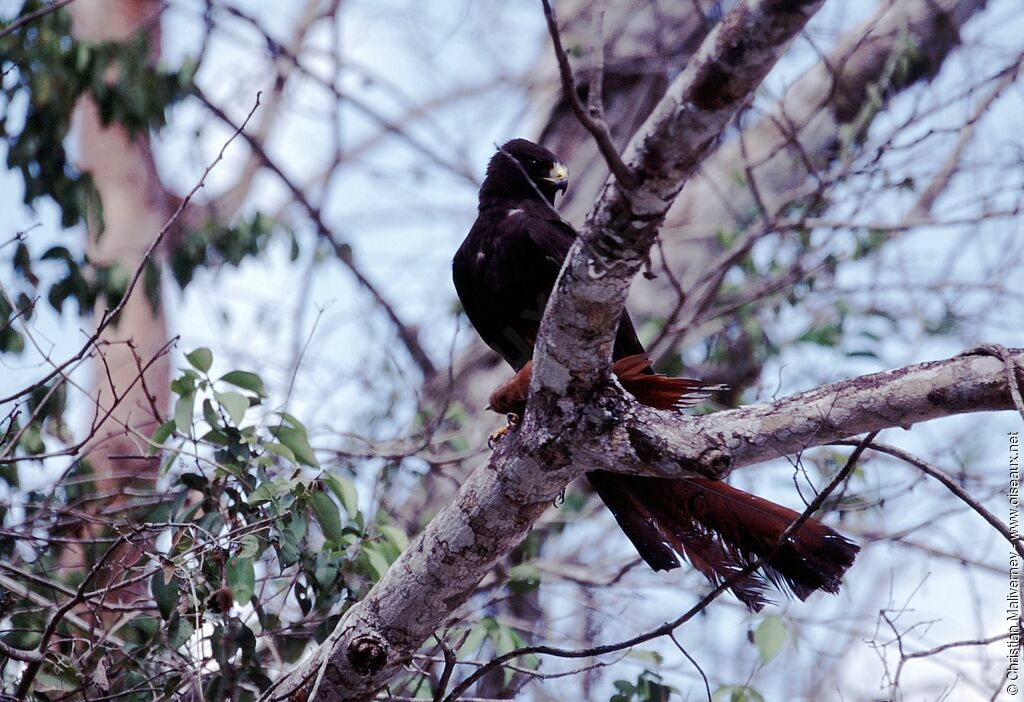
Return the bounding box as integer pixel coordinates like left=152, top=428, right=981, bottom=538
left=169, top=213, right=286, bottom=289
left=0, top=351, right=413, bottom=699
left=0, top=0, right=194, bottom=356
left=610, top=670, right=676, bottom=702
left=1, top=0, right=194, bottom=227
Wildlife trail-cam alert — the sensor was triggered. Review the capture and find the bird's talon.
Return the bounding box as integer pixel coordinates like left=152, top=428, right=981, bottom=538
left=487, top=413, right=521, bottom=449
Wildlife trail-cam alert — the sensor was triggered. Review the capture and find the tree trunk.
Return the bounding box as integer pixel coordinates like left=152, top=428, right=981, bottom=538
left=64, top=0, right=171, bottom=599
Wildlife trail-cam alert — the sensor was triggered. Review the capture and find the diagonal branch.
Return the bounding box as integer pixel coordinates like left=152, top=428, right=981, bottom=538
left=195, top=88, right=437, bottom=377
left=263, top=347, right=1021, bottom=702
left=441, top=431, right=878, bottom=701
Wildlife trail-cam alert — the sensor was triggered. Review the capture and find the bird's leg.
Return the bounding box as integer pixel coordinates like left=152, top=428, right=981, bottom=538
left=488, top=412, right=520, bottom=449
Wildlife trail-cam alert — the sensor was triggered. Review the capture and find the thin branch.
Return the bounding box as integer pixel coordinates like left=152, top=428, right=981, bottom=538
left=908, top=53, right=1023, bottom=218
left=194, top=87, right=437, bottom=377
left=0, top=0, right=77, bottom=40
left=835, top=439, right=1024, bottom=558
left=587, top=0, right=607, bottom=122
left=0, top=92, right=261, bottom=409
left=540, top=0, right=636, bottom=188
left=15, top=533, right=132, bottom=698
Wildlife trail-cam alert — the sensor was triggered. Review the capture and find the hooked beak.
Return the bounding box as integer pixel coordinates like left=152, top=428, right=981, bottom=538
left=544, top=162, right=569, bottom=193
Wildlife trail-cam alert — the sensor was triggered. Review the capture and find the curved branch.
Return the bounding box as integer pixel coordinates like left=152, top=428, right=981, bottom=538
left=834, top=438, right=1023, bottom=558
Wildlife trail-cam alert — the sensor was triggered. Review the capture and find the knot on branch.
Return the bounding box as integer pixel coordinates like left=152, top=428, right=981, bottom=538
left=347, top=633, right=388, bottom=676
left=698, top=447, right=732, bottom=479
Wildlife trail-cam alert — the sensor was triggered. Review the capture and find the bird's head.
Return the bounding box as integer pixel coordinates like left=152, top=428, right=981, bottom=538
left=480, top=138, right=568, bottom=207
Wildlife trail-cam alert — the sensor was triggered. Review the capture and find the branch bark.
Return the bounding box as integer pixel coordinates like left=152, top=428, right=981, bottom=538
left=611, top=349, right=1023, bottom=480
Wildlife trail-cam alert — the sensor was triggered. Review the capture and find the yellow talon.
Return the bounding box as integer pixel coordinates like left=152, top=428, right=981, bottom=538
left=488, top=413, right=521, bottom=449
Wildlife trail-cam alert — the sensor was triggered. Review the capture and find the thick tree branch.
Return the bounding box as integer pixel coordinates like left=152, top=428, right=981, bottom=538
left=441, top=431, right=878, bottom=701
left=265, top=347, right=1020, bottom=702
left=614, top=349, right=1024, bottom=481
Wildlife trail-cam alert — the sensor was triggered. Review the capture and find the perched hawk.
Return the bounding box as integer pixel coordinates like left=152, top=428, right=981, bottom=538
left=453, top=139, right=857, bottom=609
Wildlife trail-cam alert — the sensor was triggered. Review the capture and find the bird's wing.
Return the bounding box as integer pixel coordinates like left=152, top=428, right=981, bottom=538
left=523, top=205, right=575, bottom=265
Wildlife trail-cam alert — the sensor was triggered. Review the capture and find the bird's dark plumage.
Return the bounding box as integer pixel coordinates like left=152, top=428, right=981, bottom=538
left=453, top=139, right=858, bottom=610
left=454, top=140, right=643, bottom=370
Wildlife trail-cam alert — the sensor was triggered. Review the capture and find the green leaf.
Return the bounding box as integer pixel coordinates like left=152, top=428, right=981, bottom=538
left=273, top=426, right=318, bottom=467
left=185, top=347, right=213, bottom=372
left=151, top=568, right=180, bottom=620
left=148, top=420, right=176, bottom=455
left=753, top=615, right=788, bottom=664
left=179, top=473, right=208, bottom=491
left=264, top=442, right=295, bottom=464
left=311, top=490, right=344, bottom=544
left=202, top=398, right=220, bottom=429
left=458, top=621, right=488, bottom=657
left=491, top=622, right=519, bottom=685
left=364, top=546, right=391, bottom=581
left=492, top=622, right=516, bottom=657
left=215, top=391, right=248, bottom=425
left=276, top=411, right=308, bottom=434
left=220, top=370, right=267, bottom=398
left=170, top=372, right=197, bottom=396
left=168, top=614, right=194, bottom=649
left=237, top=534, right=261, bottom=559
left=378, top=524, right=408, bottom=553
left=313, top=551, right=340, bottom=588
left=226, top=556, right=255, bottom=604
left=507, top=564, right=540, bottom=594
left=248, top=483, right=276, bottom=506
left=323, top=473, right=358, bottom=517
left=288, top=513, right=307, bottom=541
left=174, top=392, right=195, bottom=434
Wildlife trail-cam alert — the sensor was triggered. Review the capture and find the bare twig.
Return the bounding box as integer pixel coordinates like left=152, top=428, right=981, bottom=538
left=540, top=0, right=636, bottom=189
left=15, top=533, right=133, bottom=699
left=909, top=54, right=1023, bottom=218
left=587, top=0, right=607, bottom=122
left=835, top=439, right=1024, bottom=557
left=0, top=92, right=262, bottom=408
left=0, top=0, right=77, bottom=40
left=194, top=87, right=437, bottom=377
